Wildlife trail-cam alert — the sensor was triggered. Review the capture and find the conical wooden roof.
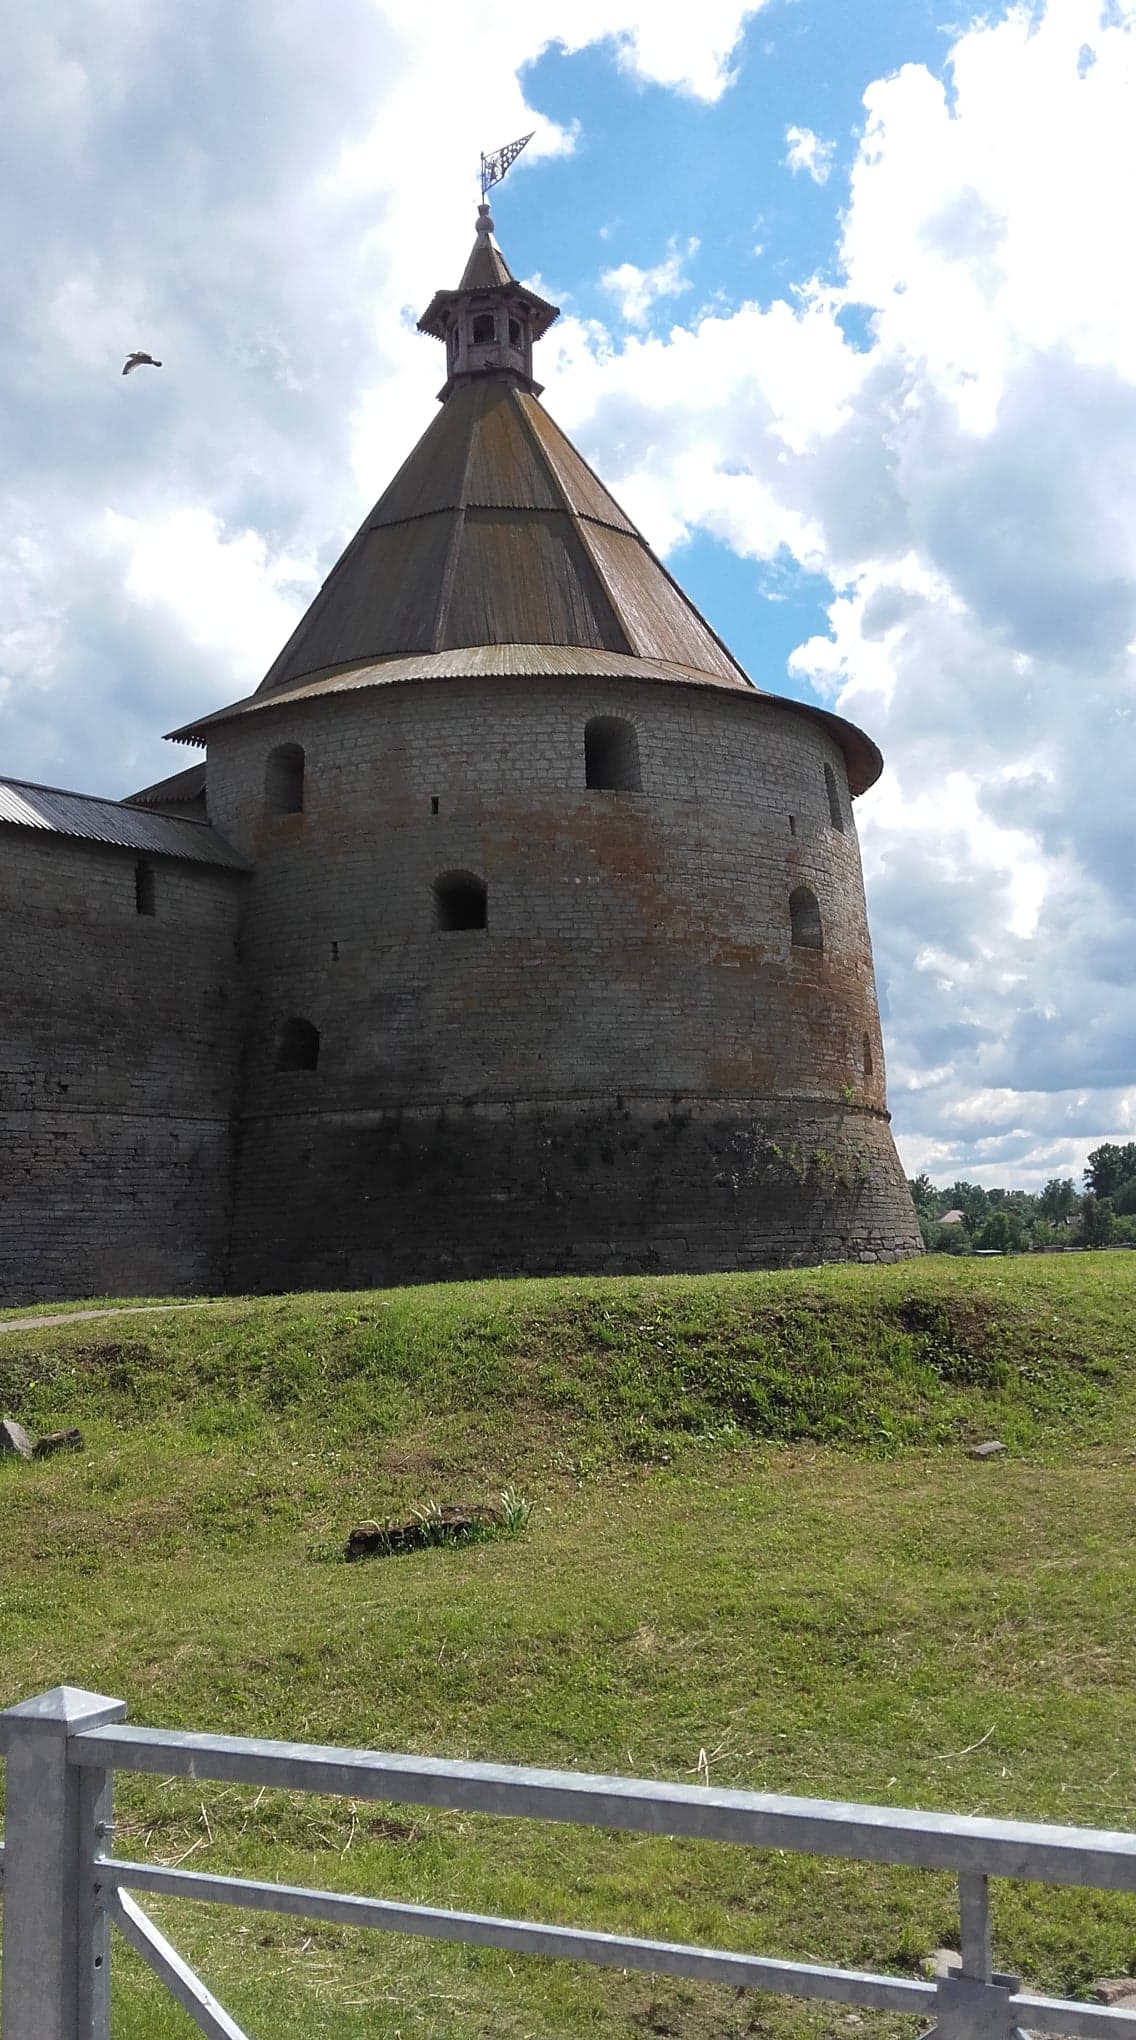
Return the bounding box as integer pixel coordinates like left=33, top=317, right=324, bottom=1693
left=256, top=377, right=748, bottom=698
left=457, top=222, right=516, bottom=290
left=169, top=212, right=884, bottom=793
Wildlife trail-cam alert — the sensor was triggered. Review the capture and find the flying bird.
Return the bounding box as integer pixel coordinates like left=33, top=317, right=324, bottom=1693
left=122, top=352, right=162, bottom=375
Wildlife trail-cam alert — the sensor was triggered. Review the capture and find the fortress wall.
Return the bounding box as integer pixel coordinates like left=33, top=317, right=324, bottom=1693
left=0, top=833, right=244, bottom=1303
left=206, top=676, right=918, bottom=1289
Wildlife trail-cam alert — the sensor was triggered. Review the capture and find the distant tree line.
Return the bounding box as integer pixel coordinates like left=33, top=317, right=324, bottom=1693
left=906, top=1143, right=1136, bottom=1254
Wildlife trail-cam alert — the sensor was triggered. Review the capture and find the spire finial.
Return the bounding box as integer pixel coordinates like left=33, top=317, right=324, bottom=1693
left=476, top=202, right=494, bottom=237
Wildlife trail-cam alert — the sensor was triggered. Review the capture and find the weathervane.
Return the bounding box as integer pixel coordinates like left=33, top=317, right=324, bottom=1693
left=480, top=131, right=534, bottom=202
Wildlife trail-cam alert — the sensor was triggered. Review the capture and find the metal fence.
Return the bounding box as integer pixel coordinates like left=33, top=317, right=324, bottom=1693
left=3, top=1684, right=1136, bottom=2039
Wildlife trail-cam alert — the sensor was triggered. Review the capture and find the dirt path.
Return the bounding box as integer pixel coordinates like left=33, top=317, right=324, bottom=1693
left=0, top=1301, right=221, bottom=1335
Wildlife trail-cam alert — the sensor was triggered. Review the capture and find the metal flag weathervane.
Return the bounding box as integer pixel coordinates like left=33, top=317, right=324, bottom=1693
left=480, top=131, right=534, bottom=202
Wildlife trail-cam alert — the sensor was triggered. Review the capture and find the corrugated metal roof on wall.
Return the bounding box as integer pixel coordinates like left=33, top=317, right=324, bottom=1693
left=124, top=761, right=207, bottom=808
left=0, top=778, right=248, bottom=868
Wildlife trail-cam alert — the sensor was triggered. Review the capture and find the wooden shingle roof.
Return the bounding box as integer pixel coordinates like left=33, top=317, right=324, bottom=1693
left=168, top=212, right=885, bottom=795
left=253, top=378, right=750, bottom=700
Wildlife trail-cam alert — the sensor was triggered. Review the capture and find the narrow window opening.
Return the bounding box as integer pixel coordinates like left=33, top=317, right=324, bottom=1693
left=331, top=941, right=339, bottom=962
left=265, top=742, right=305, bottom=817
left=431, top=796, right=440, bottom=815
left=471, top=313, right=495, bottom=345
left=134, top=862, right=155, bottom=916
left=275, top=1017, right=320, bottom=1072
left=824, top=762, right=845, bottom=832
left=508, top=317, right=521, bottom=347
left=788, top=814, right=797, bottom=837
left=585, top=716, right=642, bottom=792
left=434, top=869, right=487, bottom=932
left=790, top=885, right=823, bottom=952
left=863, top=1032, right=874, bottom=1079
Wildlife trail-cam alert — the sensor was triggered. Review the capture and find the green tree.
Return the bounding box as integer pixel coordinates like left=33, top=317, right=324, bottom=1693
left=933, top=1221, right=973, bottom=1255
left=1080, top=1194, right=1117, bottom=1248
left=943, top=1181, right=990, bottom=1230
left=974, top=1208, right=1027, bottom=1254
left=1038, top=1177, right=1078, bottom=1224
left=1084, top=1143, right=1136, bottom=1199
left=908, top=1173, right=937, bottom=1215
left=1029, top=1218, right=1063, bottom=1252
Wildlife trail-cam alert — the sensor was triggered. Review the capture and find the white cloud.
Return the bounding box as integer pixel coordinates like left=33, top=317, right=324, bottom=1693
left=600, top=238, right=700, bottom=327
left=784, top=124, right=836, bottom=184
left=0, top=0, right=766, bottom=795
left=550, top=0, right=1136, bottom=1187
left=105, top=508, right=317, bottom=677
left=572, top=2, right=765, bottom=100
left=4, top=0, right=1135, bottom=1189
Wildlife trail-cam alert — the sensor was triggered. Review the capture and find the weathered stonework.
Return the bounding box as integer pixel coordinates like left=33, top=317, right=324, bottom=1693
left=0, top=834, right=244, bottom=1301
left=229, top=1100, right=917, bottom=1292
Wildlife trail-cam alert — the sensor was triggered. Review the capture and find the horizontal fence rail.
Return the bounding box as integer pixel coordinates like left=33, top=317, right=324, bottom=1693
left=67, top=1722, right=1136, bottom=1888
left=3, top=1686, right=1136, bottom=2040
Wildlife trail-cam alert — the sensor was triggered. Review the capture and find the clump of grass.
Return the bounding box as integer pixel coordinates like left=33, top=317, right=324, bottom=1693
left=344, top=1490, right=532, bottom=1560
left=498, top=1484, right=531, bottom=1532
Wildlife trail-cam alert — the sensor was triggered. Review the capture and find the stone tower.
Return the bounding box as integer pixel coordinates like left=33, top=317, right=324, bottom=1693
left=168, top=205, right=921, bottom=1288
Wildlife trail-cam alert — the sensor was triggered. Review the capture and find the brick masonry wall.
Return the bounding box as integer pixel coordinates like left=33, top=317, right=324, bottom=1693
left=207, top=673, right=921, bottom=1287
left=0, top=832, right=244, bottom=1303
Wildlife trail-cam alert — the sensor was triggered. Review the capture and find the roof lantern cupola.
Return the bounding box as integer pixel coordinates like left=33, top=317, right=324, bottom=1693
left=417, top=204, right=559, bottom=403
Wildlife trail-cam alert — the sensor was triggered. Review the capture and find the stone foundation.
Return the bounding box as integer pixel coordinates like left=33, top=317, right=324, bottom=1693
left=227, top=1094, right=921, bottom=1292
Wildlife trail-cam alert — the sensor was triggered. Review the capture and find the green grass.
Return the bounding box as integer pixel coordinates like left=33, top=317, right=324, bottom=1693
left=2, top=1256, right=1136, bottom=2036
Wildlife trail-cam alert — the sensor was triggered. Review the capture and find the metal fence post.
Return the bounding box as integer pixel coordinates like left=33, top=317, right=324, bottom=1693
left=958, top=1873, right=993, bottom=1982
left=928, top=1871, right=1024, bottom=2040
left=0, top=1686, right=127, bottom=2040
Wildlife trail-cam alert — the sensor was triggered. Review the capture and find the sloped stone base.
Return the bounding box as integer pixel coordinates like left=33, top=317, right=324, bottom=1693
left=228, top=1093, right=921, bottom=1293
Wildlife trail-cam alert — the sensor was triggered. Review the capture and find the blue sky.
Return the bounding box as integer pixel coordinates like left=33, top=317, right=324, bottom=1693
left=444, top=2, right=960, bottom=699
left=2, top=0, right=1135, bottom=1191
left=518, top=2, right=949, bottom=314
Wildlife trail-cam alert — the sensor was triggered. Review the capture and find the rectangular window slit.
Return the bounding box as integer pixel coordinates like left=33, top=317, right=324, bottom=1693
left=431, top=796, right=440, bottom=815
left=135, top=863, right=156, bottom=915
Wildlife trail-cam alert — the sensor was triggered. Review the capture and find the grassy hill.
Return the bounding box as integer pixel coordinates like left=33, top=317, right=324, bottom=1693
left=2, top=1256, right=1136, bottom=2037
